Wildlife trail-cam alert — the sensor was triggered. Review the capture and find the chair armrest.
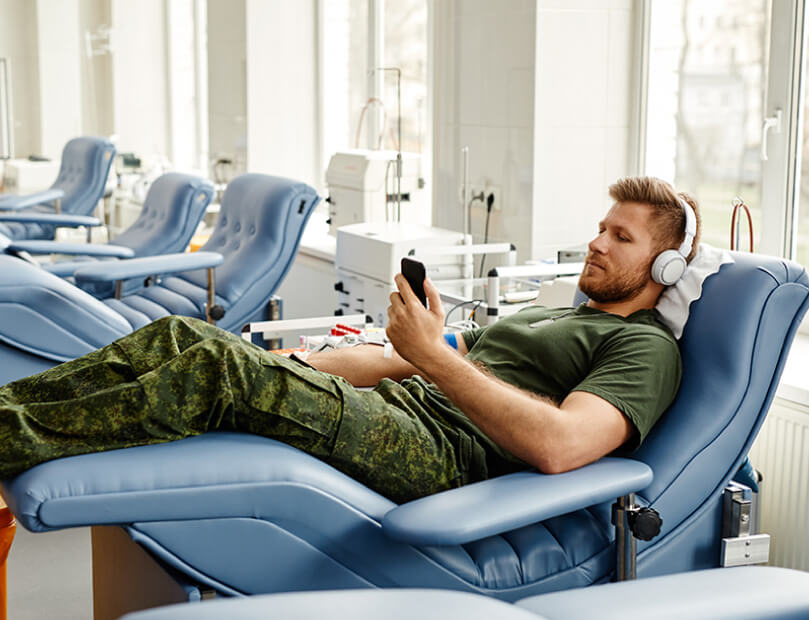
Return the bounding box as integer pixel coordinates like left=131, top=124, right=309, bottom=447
left=73, top=251, right=224, bottom=284
left=0, top=213, right=100, bottom=227
left=381, top=457, right=653, bottom=545
left=8, top=241, right=135, bottom=258
left=0, top=188, right=65, bottom=211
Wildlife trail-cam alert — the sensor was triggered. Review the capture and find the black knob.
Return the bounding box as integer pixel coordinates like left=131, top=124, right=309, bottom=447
left=208, top=305, right=226, bottom=321
left=628, top=507, right=662, bottom=541
left=334, top=281, right=345, bottom=293
left=334, top=309, right=344, bottom=316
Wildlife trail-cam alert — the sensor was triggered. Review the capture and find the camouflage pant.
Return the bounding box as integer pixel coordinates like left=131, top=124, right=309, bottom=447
left=0, top=316, right=481, bottom=503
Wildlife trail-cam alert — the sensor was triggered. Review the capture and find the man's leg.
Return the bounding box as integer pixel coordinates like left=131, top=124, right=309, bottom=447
left=0, top=316, right=467, bottom=503
left=0, top=316, right=293, bottom=478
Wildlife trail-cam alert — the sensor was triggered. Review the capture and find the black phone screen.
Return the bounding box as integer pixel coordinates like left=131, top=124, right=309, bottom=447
left=401, top=257, right=427, bottom=307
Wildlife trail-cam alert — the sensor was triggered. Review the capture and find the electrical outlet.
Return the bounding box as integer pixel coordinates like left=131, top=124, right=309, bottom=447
left=458, top=184, right=502, bottom=210
left=473, top=184, right=501, bottom=211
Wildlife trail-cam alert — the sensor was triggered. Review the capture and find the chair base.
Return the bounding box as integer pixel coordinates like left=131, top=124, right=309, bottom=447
left=91, top=526, right=208, bottom=620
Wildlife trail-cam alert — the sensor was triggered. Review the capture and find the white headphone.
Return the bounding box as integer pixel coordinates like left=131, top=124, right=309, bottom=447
left=650, top=197, right=697, bottom=286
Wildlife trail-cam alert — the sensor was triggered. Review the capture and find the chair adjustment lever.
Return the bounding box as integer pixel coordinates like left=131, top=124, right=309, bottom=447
left=612, top=494, right=662, bottom=582
left=627, top=506, right=662, bottom=541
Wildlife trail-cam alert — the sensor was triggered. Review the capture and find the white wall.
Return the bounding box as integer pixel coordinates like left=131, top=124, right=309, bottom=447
left=36, top=0, right=83, bottom=159
left=0, top=0, right=113, bottom=159
left=0, top=0, right=42, bottom=157
left=207, top=0, right=247, bottom=177
left=432, top=0, right=536, bottom=261
left=532, top=0, right=635, bottom=258
left=110, top=0, right=170, bottom=163
left=245, top=0, right=318, bottom=186
left=78, top=0, right=114, bottom=139
left=432, top=0, right=636, bottom=262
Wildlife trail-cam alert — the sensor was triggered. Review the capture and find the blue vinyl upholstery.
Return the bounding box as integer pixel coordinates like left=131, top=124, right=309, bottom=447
left=1, top=251, right=807, bottom=605
left=119, top=567, right=809, bottom=620
left=0, top=173, right=319, bottom=383
left=45, top=173, right=215, bottom=298
left=0, top=137, right=115, bottom=240
left=101, top=174, right=318, bottom=331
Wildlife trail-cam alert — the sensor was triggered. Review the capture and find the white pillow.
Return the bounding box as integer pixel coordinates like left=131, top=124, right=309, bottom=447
left=656, top=243, right=735, bottom=339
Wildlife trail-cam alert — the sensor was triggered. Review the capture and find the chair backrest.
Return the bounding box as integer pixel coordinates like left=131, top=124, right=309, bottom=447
left=104, top=174, right=320, bottom=332
left=50, top=136, right=116, bottom=216
left=180, top=174, right=320, bottom=322
left=110, top=173, right=214, bottom=256
left=634, top=253, right=809, bottom=549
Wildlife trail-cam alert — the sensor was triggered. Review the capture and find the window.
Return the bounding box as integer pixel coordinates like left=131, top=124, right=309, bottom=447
left=318, top=0, right=429, bottom=187
left=644, top=0, right=771, bottom=252
left=319, top=0, right=369, bottom=178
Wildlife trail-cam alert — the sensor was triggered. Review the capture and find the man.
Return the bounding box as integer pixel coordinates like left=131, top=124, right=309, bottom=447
left=0, top=177, right=699, bottom=504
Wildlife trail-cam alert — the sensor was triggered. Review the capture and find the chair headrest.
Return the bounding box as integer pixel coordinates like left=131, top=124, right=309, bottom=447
left=182, top=174, right=320, bottom=324
left=111, top=173, right=214, bottom=255
left=51, top=137, right=116, bottom=215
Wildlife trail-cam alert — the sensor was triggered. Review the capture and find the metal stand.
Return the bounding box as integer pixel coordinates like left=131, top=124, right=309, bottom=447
left=720, top=482, right=770, bottom=566
left=205, top=267, right=225, bottom=324
left=612, top=493, right=662, bottom=581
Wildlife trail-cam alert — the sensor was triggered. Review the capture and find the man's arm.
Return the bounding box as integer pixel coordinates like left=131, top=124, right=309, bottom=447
left=306, top=329, right=469, bottom=387
left=386, top=276, right=632, bottom=474
left=306, top=344, right=418, bottom=386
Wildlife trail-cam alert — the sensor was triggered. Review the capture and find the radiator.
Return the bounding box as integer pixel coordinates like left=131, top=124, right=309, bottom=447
left=748, top=395, right=809, bottom=570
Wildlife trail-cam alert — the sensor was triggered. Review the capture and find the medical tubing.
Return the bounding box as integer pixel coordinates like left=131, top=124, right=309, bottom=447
left=354, top=97, right=387, bottom=149
left=444, top=298, right=484, bottom=326
left=730, top=199, right=753, bottom=252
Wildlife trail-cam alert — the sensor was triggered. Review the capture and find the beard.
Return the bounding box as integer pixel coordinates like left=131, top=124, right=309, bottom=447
left=578, top=260, right=652, bottom=304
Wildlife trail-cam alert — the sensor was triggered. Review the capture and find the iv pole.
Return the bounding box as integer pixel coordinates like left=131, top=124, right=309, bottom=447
left=371, top=67, right=402, bottom=221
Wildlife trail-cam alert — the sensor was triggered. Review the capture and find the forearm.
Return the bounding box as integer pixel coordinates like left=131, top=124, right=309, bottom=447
left=418, top=348, right=570, bottom=472
left=307, top=344, right=423, bottom=387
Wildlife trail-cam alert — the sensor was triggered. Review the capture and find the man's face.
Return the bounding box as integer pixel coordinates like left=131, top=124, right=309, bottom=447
left=579, top=201, right=659, bottom=304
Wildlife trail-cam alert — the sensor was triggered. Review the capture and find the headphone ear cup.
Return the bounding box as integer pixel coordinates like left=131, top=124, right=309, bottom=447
left=651, top=250, right=687, bottom=286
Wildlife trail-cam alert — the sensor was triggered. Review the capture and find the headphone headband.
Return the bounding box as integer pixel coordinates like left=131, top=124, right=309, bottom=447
left=677, top=197, right=697, bottom=259
left=650, top=194, right=698, bottom=286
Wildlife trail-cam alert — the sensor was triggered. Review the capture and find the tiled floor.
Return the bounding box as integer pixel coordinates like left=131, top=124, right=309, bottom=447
left=7, top=525, right=92, bottom=619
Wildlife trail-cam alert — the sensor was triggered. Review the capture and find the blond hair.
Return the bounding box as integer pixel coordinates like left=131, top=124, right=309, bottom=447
left=608, top=176, right=701, bottom=263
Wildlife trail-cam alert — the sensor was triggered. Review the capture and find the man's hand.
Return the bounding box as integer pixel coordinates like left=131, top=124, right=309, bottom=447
left=386, top=274, right=446, bottom=369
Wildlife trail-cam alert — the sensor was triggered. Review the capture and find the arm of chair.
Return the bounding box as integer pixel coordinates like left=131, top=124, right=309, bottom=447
left=8, top=240, right=135, bottom=259
left=73, top=251, right=224, bottom=284
left=0, top=188, right=65, bottom=211
left=0, top=213, right=100, bottom=227
left=381, top=457, right=653, bottom=545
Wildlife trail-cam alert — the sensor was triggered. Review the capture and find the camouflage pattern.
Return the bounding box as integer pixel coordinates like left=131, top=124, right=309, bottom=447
left=0, top=316, right=492, bottom=503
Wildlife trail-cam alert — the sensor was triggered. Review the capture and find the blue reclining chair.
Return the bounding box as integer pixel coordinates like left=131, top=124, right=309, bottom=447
left=6, top=173, right=215, bottom=298
left=1, top=252, right=807, bottom=616
left=122, top=567, right=809, bottom=620
left=0, top=136, right=115, bottom=240
left=0, top=173, right=319, bottom=383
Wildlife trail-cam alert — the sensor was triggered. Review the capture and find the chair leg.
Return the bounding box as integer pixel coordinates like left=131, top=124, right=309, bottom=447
left=0, top=498, right=16, bottom=620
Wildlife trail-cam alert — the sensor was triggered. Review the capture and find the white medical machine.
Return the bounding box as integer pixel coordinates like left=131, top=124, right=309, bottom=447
left=335, top=222, right=471, bottom=326
left=325, top=149, right=427, bottom=235
left=1, top=159, right=60, bottom=193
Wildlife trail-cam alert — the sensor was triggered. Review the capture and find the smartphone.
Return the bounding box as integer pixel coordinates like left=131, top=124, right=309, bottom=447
left=400, top=257, right=428, bottom=307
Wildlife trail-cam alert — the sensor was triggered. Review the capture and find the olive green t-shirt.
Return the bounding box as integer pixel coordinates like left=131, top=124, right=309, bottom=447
left=458, top=303, right=681, bottom=448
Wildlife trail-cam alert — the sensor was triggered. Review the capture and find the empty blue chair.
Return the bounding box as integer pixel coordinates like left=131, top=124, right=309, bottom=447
left=0, top=251, right=806, bottom=617
left=120, top=567, right=809, bottom=620
left=6, top=173, right=215, bottom=298
left=0, top=137, right=116, bottom=240
left=0, top=173, right=320, bottom=382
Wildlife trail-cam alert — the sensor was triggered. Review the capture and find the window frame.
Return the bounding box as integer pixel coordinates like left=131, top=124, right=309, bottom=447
left=315, top=0, right=433, bottom=198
